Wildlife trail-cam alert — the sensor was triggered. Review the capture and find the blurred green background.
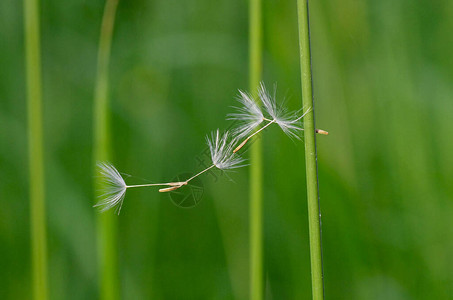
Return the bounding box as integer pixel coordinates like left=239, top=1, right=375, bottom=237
left=1, top=0, right=452, bottom=299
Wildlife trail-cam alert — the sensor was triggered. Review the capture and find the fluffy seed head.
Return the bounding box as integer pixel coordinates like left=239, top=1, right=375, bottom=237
left=207, top=130, right=246, bottom=170
left=258, top=82, right=304, bottom=139
left=227, top=90, right=264, bottom=139
left=94, top=162, right=127, bottom=214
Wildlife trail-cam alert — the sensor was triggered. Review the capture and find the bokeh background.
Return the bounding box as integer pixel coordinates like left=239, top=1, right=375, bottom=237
left=1, top=0, right=452, bottom=299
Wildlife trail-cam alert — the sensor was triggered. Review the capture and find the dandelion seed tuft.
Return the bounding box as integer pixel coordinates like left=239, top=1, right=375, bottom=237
left=227, top=90, right=264, bottom=139
left=207, top=130, right=246, bottom=170
left=94, top=162, right=127, bottom=214
left=258, top=82, right=305, bottom=139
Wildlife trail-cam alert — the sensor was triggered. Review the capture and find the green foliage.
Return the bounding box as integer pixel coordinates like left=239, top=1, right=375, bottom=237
left=0, top=0, right=452, bottom=299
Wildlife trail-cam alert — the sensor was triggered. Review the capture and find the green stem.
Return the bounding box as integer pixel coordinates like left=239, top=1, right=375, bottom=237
left=93, top=0, right=119, bottom=299
left=249, top=0, right=263, bottom=298
left=24, top=0, right=48, bottom=298
left=296, top=0, right=325, bottom=299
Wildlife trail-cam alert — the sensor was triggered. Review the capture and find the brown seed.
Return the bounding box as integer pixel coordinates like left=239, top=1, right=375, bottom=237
left=316, top=129, right=329, bottom=135
left=159, top=186, right=182, bottom=193
left=233, top=139, right=249, bottom=153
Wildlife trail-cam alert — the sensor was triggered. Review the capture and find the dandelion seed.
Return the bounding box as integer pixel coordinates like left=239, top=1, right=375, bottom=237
left=207, top=129, right=246, bottom=170
left=160, top=130, right=246, bottom=193
left=229, top=83, right=326, bottom=153
left=227, top=90, right=265, bottom=139
left=94, top=162, right=127, bottom=214
left=316, top=129, right=329, bottom=135
left=258, top=82, right=305, bottom=139
left=159, top=185, right=184, bottom=193
left=94, top=162, right=185, bottom=210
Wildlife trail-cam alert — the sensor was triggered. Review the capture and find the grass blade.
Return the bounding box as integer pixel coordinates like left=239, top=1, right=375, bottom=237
left=296, top=0, right=325, bottom=299
left=93, top=0, right=119, bottom=299
left=249, top=0, right=263, bottom=298
left=24, top=0, right=48, bottom=298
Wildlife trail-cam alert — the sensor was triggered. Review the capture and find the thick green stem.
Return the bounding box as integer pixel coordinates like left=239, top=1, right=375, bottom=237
left=297, top=0, right=325, bottom=299
left=24, top=0, right=48, bottom=298
left=249, top=0, right=263, bottom=298
left=93, top=0, right=119, bottom=299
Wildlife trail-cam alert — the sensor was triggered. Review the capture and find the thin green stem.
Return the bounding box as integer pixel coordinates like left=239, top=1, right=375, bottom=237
left=249, top=0, right=263, bottom=298
left=24, top=0, right=48, bottom=298
left=296, top=0, right=325, bottom=299
left=93, top=0, right=119, bottom=299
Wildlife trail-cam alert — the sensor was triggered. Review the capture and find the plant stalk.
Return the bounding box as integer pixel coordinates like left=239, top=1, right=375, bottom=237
left=24, top=0, right=48, bottom=298
left=296, top=0, right=325, bottom=299
left=93, top=0, right=119, bottom=299
left=249, top=0, right=263, bottom=298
